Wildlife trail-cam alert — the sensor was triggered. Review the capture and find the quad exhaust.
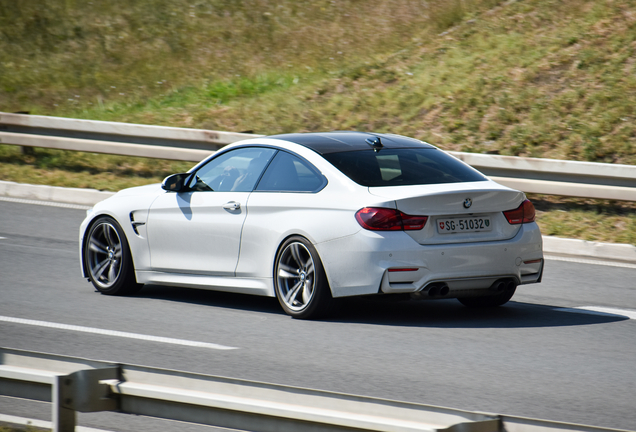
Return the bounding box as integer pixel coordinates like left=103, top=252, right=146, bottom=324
left=412, top=278, right=517, bottom=300
left=489, top=278, right=517, bottom=293
left=425, top=282, right=450, bottom=298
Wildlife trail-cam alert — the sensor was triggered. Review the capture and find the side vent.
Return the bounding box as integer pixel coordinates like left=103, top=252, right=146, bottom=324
left=130, top=211, right=146, bottom=236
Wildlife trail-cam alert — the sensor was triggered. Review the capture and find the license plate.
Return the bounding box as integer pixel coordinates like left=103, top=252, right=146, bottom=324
left=437, top=217, right=492, bottom=234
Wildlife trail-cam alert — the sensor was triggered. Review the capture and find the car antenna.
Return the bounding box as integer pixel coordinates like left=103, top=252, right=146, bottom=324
left=365, top=136, right=383, bottom=152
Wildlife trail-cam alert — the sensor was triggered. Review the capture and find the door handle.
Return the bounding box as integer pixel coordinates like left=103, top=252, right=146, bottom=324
left=222, top=201, right=241, bottom=210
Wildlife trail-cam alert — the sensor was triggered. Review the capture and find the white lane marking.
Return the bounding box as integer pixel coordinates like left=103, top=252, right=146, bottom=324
left=554, top=306, right=636, bottom=320
left=0, top=316, right=238, bottom=350
left=0, top=242, right=75, bottom=253
left=0, top=236, right=5, bottom=239
left=545, top=254, right=636, bottom=270
left=0, top=414, right=112, bottom=432
left=0, top=196, right=91, bottom=210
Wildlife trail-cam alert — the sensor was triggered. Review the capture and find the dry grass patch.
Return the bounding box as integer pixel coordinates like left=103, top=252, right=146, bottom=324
left=531, top=194, right=636, bottom=245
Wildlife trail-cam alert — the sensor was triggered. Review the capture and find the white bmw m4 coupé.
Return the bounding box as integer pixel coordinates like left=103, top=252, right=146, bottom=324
left=80, top=132, right=543, bottom=319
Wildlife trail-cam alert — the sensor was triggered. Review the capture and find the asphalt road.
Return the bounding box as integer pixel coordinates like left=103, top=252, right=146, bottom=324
left=1, top=200, right=635, bottom=432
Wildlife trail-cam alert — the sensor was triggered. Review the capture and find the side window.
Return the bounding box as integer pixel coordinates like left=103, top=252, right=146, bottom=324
left=256, top=151, right=325, bottom=192
left=189, top=147, right=276, bottom=192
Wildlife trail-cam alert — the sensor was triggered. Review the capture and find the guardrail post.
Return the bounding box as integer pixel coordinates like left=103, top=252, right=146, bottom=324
left=53, top=367, right=120, bottom=432
left=53, top=375, right=76, bottom=432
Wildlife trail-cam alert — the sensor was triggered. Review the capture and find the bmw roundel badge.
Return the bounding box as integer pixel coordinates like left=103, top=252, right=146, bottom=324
left=463, top=198, right=472, bottom=209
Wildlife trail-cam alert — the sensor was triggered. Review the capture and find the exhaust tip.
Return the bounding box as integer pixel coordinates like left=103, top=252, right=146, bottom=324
left=490, top=278, right=517, bottom=292
left=425, top=283, right=449, bottom=297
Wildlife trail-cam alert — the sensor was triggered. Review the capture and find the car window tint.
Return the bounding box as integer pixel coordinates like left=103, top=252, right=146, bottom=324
left=191, top=147, right=276, bottom=192
left=256, top=151, right=325, bottom=192
left=322, top=148, right=487, bottom=187
left=377, top=154, right=401, bottom=181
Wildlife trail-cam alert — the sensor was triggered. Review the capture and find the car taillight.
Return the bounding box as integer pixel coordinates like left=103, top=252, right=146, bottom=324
left=503, top=199, right=536, bottom=224
left=355, top=207, right=428, bottom=231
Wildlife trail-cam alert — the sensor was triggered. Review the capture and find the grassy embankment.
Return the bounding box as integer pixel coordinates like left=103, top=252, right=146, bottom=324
left=1, top=0, right=636, bottom=244
left=0, top=426, right=42, bottom=432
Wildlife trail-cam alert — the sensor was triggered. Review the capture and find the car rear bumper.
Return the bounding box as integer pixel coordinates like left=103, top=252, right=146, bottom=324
left=316, top=222, right=543, bottom=298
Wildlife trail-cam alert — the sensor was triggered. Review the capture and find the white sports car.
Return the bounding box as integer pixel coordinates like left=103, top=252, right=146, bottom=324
left=80, top=132, right=543, bottom=319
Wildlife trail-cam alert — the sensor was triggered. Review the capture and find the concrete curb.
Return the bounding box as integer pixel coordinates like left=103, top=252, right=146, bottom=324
left=542, top=236, right=636, bottom=265
left=0, top=180, right=115, bottom=206
left=2, top=180, right=636, bottom=264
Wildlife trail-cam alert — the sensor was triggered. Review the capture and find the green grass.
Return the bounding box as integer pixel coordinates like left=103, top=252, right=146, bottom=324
left=529, top=195, right=636, bottom=245
left=1, top=0, right=636, bottom=244
left=0, top=145, right=190, bottom=191
left=4, top=0, right=635, bottom=163
left=0, top=425, right=45, bottom=432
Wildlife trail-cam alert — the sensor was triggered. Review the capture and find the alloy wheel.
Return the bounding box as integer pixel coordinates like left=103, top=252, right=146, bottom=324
left=87, top=221, right=123, bottom=289
left=276, top=242, right=316, bottom=312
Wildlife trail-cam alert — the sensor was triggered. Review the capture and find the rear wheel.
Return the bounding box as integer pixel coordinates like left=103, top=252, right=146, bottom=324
left=274, top=236, right=332, bottom=319
left=457, top=287, right=516, bottom=308
left=84, top=216, right=142, bottom=295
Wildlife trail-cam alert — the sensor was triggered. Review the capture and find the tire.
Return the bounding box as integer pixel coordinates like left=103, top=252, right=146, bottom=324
left=273, top=236, right=333, bottom=319
left=84, top=216, right=142, bottom=295
left=457, top=287, right=516, bottom=308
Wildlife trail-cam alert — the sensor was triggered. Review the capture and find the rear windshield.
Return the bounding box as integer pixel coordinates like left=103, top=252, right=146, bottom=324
left=322, top=148, right=487, bottom=187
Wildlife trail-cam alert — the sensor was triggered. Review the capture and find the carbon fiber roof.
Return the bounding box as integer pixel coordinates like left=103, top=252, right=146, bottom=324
left=266, top=131, right=435, bottom=154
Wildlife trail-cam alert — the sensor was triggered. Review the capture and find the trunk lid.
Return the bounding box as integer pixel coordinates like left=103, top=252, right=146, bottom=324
left=369, top=180, right=525, bottom=245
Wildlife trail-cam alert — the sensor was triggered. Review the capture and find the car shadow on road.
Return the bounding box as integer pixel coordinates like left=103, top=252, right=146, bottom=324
left=137, top=284, right=285, bottom=315
left=327, top=297, right=629, bottom=328
left=136, top=285, right=627, bottom=328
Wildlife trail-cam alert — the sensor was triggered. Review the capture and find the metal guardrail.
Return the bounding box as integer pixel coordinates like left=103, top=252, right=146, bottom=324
left=1, top=347, right=633, bottom=432
left=2, top=112, right=636, bottom=201
left=447, top=152, right=636, bottom=202
left=0, top=112, right=249, bottom=162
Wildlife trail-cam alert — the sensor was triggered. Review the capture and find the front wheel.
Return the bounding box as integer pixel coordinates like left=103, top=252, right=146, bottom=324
left=274, top=236, right=332, bottom=319
left=84, top=216, right=142, bottom=295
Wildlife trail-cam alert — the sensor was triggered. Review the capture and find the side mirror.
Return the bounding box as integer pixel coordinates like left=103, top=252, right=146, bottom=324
left=161, top=173, right=190, bottom=192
